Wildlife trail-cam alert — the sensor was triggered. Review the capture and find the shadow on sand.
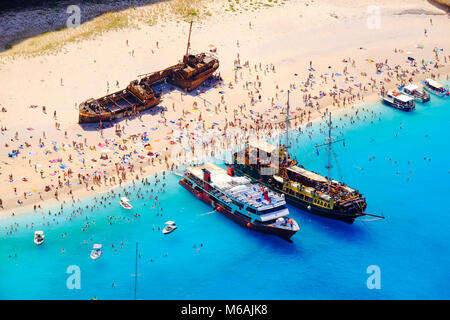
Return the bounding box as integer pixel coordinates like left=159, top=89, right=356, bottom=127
left=0, top=0, right=171, bottom=53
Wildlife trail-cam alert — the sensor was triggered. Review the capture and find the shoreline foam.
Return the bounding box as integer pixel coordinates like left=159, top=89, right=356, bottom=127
left=1, top=0, right=449, bottom=219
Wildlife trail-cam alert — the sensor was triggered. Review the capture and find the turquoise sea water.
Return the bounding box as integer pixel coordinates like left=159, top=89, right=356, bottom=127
left=1, top=84, right=449, bottom=300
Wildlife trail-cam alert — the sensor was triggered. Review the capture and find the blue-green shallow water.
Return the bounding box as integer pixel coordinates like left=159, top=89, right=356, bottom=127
left=1, top=85, right=449, bottom=300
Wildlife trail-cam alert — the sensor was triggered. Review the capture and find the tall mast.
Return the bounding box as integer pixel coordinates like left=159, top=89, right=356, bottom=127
left=326, top=113, right=332, bottom=191
left=185, top=20, right=193, bottom=59
left=315, top=112, right=344, bottom=192
left=285, top=90, right=290, bottom=148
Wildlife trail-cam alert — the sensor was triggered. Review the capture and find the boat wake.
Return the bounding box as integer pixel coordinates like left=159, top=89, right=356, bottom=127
left=357, top=217, right=385, bottom=222
left=198, top=210, right=216, bottom=216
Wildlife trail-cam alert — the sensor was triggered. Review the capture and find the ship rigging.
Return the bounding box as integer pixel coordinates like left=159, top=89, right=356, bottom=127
left=230, top=89, right=384, bottom=223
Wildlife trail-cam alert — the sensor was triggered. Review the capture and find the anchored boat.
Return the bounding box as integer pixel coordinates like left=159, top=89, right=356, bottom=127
left=399, top=84, right=430, bottom=103
left=34, top=231, right=45, bottom=245
left=422, top=78, right=449, bottom=98
left=381, top=90, right=415, bottom=111
left=231, top=143, right=371, bottom=223
left=179, top=163, right=299, bottom=240
left=90, top=244, right=103, bottom=260
left=162, top=221, right=177, bottom=234
left=230, top=91, right=383, bottom=223
left=120, top=197, right=133, bottom=210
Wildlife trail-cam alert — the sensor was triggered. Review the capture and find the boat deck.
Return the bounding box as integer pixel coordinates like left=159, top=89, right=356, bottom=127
left=98, top=91, right=141, bottom=112
left=186, top=163, right=285, bottom=211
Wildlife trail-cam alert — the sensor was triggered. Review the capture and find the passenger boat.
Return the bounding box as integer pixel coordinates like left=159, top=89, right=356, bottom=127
left=381, top=90, right=415, bottom=111
left=179, top=163, right=299, bottom=240
left=422, top=78, right=449, bottom=97
left=230, top=91, right=384, bottom=224
left=162, top=221, right=177, bottom=234
left=399, top=84, right=430, bottom=103
left=120, top=197, right=133, bottom=210
left=78, top=77, right=162, bottom=123
left=34, top=231, right=45, bottom=245
left=90, top=244, right=103, bottom=260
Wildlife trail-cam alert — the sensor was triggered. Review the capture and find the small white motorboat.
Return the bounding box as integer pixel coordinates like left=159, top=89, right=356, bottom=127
left=422, top=78, right=449, bottom=98
left=162, top=221, right=177, bottom=234
left=90, top=244, right=103, bottom=260
left=120, top=197, right=133, bottom=210
left=34, top=231, right=45, bottom=245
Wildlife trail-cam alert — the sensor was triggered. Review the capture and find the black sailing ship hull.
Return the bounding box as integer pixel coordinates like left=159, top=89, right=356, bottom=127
left=179, top=179, right=297, bottom=240
left=281, top=192, right=362, bottom=223
left=231, top=164, right=364, bottom=224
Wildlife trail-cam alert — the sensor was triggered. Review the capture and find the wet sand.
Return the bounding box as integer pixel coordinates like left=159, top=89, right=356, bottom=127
left=0, top=0, right=449, bottom=218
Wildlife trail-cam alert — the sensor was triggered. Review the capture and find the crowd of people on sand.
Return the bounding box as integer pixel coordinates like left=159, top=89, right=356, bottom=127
left=1, top=43, right=448, bottom=211
left=1, top=20, right=449, bottom=280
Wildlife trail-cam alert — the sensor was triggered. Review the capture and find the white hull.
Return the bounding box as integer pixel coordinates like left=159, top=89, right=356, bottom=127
left=162, top=226, right=177, bottom=234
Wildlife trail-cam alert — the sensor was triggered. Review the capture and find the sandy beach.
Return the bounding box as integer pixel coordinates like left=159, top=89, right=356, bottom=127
left=0, top=0, right=449, bottom=218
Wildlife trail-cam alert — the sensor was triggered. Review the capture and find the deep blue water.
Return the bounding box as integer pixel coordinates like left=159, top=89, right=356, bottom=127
left=1, top=85, right=449, bottom=300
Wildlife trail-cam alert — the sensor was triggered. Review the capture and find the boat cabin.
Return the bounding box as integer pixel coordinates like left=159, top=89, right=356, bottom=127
left=425, top=78, right=445, bottom=93
left=385, top=91, right=415, bottom=109
left=402, top=84, right=419, bottom=95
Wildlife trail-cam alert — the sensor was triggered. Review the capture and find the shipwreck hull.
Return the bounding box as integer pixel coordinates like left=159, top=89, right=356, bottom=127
left=79, top=97, right=161, bottom=124
left=169, top=62, right=219, bottom=91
